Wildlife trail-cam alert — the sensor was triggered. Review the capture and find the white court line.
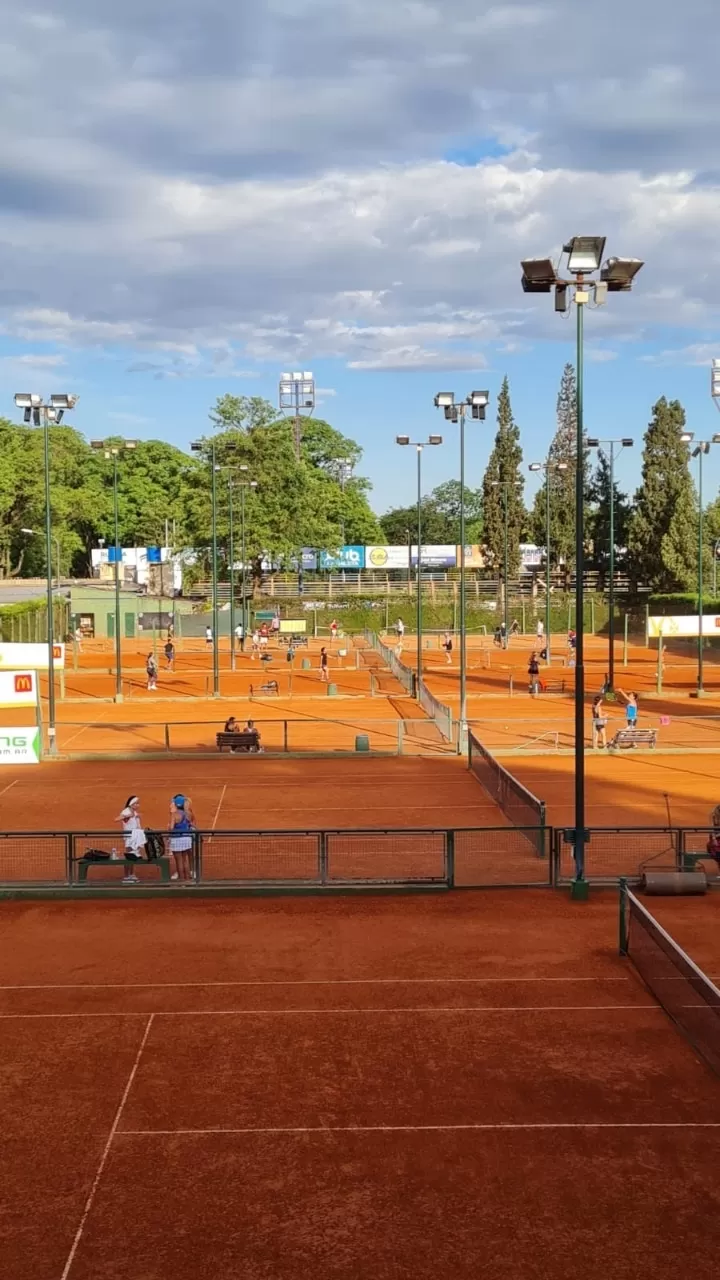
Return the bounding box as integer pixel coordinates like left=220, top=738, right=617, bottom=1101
left=0, top=1004, right=660, bottom=1019
left=0, top=976, right=633, bottom=991
left=211, top=783, right=227, bottom=831
left=60, top=1013, right=154, bottom=1280
left=60, top=724, right=94, bottom=749
left=0, top=779, right=18, bottom=800
left=119, top=1121, right=720, bottom=1136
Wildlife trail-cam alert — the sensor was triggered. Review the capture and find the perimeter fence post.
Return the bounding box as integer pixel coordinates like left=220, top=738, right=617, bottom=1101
left=397, top=721, right=403, bottom=755
left=164, top=723, right=170, bottom=752
left=619, top=877, right=628, bottom=954
left=195, top=832, right=203, bottom=884
left=283, top=721, right=289, bottom=752
left=319, top=831, right=328, bottom=884
left=446, top=829, right=455, bottom=888
left=521, top=601, right=526, bottom=634
left=66, top=833, right=74, bottom=885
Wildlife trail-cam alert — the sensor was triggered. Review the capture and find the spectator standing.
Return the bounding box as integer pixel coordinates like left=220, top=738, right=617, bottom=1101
left=169, top=794, right=195, bottom=883
left=528, top=651, right=540, bottom=697
left=443, top=631, right=453, bottom=665
left=164, top=638, right=175, bottom=671
left=251, top=629, right=260, bottom=659
left=510, top=618, right=520, bottom=637
left=146, top=652, right=158, bottom=690
left=205, top=624, right=213, bottom=647
left=320, top=646, right=329, bottom=682
left=234, top=621, right=245, bottom=653
left=271, top=614, right=280, bottom=640
left=116, top=795, right=146, bottom=883
left=330, top=619, right=339, bottom=644
left=536, top=619, right=544, bottom=642
left=396, top=618, right=405, bottom=640
left=591, top=695, right=608, bottom=749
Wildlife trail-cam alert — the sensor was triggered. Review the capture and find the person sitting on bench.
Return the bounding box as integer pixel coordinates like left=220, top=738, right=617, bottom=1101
left=224, top=716, right=239, bottom=733
left=243, top=719, right=262, bottom=752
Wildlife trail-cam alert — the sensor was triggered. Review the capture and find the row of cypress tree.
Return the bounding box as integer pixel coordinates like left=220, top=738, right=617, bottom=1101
left=480, top=367, right=713, bottom=592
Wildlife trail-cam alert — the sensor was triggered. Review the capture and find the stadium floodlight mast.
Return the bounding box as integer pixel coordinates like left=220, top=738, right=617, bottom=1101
left=190, top=440, right=223, bottom=696
left=585, top=438, right=633, bottom=692
left=279, top=370, right=315, bottom=461
left=528, top=461, right=569, bottom=662
left=228, top=466, right=258, bottom=669
left=14, top=393, right=79, bottom=753
left=433, top=391, right=490, bottom=744
left=685, top=431, right=720, bottom=697
left=396, top=435, right=443, bottom=694
left=90, top=439, right=138, bottom=702
left=520, top=237, right=643, bottom=892
left=490, top=479, right=523, bottom=638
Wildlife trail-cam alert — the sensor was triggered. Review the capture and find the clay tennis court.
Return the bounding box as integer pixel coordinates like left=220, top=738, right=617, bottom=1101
left=2, top=890, right=719, bottom=1280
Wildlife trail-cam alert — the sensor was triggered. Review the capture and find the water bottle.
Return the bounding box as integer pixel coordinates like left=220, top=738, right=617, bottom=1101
left=110, top=847, right=119, bottom=861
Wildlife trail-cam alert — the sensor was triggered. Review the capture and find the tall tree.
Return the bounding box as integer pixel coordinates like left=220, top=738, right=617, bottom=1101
left=380, top=482, right=482, bottom=545
left=628, top=398, right=697, bottom=591
left=586, top=452, right=631, bottom=581
left=481, top=377, right=524, bottom=576
left=530, top=363, right=585, bottom=569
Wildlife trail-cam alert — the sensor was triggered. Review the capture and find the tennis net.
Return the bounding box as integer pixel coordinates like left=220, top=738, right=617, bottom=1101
left=468, top=730, right=546, bottom=856
left=620, top=883, right=720, bottom=1077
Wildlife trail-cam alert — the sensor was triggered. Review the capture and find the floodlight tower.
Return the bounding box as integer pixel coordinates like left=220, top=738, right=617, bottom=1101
left=279, top=371, right=315, bottom=460
left=520, top=238, right=643, bottom=889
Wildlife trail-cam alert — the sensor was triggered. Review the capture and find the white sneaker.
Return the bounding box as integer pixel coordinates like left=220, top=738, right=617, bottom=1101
left=170, top=872, right=179, bottom=880
left=122, top=874, right=139, bottom=884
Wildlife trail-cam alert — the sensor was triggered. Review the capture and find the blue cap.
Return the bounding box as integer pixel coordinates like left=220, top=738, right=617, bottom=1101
left=173, top=794, right=185, bottom=807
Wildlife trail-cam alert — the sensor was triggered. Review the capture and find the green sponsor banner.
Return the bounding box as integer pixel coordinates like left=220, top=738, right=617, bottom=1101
left=0, top=727, right=41, bottom=765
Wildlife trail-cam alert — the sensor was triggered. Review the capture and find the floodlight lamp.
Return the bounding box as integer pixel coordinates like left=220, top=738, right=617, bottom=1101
left=586, top=438, right=599, bottom=448
left=563, top=236, right=606, bottom=274
left=520, top=258, right=556, bottom=293
left=468, top=390, right=489, bottom=408
left=124, top=440, right=138, bottom=450
left=600, top=257, right=644, bottom=292
left=291, top=371, right=302, bottom=380
left=21, top=527, right=34, bottom=535
left=190, top=441, right=202, bottom=452
left=250, top=481, right=258, bottom=488
left=680, top=432, right=694, bottom=443
left=712, top=434, right=720, bottom=445
left=14, top=394, right=33, bottom=408
left=280, top=372, right=291, bottom=381
left=556, top=462, right=569, bottom=471
left=50, top=394, right=77, bottom=409
left=23, top=408, right=31, bottom=423
left=396, top=435, right=410, bottom=445
left=621, top=438, right=634, bottom=448
left=428, top=435, right=443, bottom=445
left=528, top=463, right=542, bottom=472
left=445, top=407, right=459, bottom=423
left=302, top=371, right=313, bottom=380
left=711, top=360, right=720, bottom=399
left=434, top=392, right=455, bottom=408
left=46, top=408, right=58, bottom=423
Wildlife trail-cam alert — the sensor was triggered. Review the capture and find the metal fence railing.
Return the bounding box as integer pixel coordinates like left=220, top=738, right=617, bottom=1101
left=417, top=680, right=455, bottom=746
left=363, top=629, right=416, bottom=696
left=1, top=826, right=716, bottom=893
left=0, top=826, right=556, bottom=890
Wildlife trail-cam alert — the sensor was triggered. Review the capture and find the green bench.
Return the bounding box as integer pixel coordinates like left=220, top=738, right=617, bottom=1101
left=74, top=857, right=173, bottom=884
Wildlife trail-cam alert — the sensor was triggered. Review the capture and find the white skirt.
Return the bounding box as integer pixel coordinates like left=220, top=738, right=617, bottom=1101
left=170, top=835, right=192, bottom=853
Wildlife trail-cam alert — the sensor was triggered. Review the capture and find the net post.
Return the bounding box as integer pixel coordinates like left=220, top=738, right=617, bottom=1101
left=397, top=721, right=403, bottom=755
left=319, top=831, right=328, bottom=884
left=195, top=832, right=202, bottom=884
left=619, top=877, right=628, bottom=955
left=164, top=722, right=170, bottom=752
left=284, top=720, right=289, bottom=752
left=66, top=833, right=74, bottom=885
left=446, top=828, right=455, bottom=888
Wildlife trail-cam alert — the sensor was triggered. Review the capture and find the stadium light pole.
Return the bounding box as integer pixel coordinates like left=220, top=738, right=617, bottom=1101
left=396, top=435, right=443, bottom=693
left=190, top=440, right=222, bottom=696
left=520, top=238, right=643, bottom=889
left=491, top=479, right=523, bottom=637
left=233, top=469, right=258, bottom=662
left=528, top=461, right=568, bottom=663
left=279, top=370, right=315, bottom=461
left=434, top=391, right=489, bottom=743
left=14, top=393, right=78, bottom=753
left=90, top=439, right=137, bottom=702
left=687, top=434, right=718, bottom=696
left=585, top=438, right=633, bottom=692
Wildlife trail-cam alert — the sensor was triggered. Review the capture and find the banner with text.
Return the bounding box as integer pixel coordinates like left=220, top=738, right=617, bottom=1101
left=648, top=615, right=720, bottom=639
left=0, top=643, right=65, bottom=671
left=0, top=727, right=41, bottom=765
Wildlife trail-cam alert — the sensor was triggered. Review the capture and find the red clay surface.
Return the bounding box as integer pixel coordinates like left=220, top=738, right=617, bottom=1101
left=1, top=892, right=719, bottom=1279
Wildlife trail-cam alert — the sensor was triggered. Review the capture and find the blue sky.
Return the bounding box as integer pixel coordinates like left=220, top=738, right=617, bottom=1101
left=1, top=1, right=719, bottom=517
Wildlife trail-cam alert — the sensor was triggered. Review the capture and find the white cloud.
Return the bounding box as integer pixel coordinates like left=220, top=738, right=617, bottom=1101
left=0, top=1, right=718, bottom=375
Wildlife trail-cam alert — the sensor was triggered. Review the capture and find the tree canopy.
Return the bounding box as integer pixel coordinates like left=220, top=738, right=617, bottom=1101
left=628, top=398, right=697, bottom=592
left=380, top=480, right=483, bottom=545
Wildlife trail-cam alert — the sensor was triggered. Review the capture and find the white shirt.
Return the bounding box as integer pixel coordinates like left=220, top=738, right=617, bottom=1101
left=235, top=625, right=244, bottom=638
left=205, top=628, right=212, bottom=640
left=397, top=621, right=405, bottom=635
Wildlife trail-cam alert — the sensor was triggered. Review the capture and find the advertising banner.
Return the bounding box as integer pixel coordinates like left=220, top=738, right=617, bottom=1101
left=279, top=619, right=307, bottom=634
left=417, top=545, right=456, bottom=568
left=521, top=544, right=542, bottom=568
left=648, top=615, right=720, bottom=639
left=0, top=643, right=65, bottom=671
left=459, top=545, right=489, bottom=569
left=0, top=671, right=37, bottom=707
left=0, top=727, right=41, bottom=765
left=319, top=546, right=365, bottom=570
left=365, top=546, right=412, bottom=570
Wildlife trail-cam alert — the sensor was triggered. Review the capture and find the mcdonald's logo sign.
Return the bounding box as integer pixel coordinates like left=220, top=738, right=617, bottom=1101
left=14, top=674, right=33, bottom=694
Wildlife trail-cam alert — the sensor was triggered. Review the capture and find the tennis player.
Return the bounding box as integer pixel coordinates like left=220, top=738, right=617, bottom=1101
left=169, top=793, right=195, bottom=883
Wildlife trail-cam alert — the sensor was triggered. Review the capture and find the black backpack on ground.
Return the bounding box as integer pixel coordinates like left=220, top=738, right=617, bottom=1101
left=145, top=830, right=165, bottom=861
